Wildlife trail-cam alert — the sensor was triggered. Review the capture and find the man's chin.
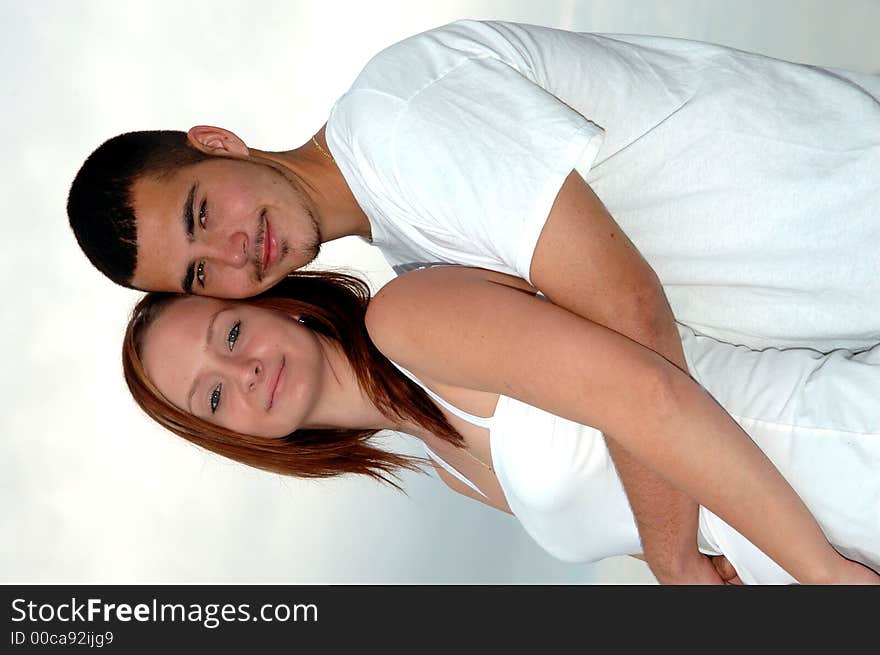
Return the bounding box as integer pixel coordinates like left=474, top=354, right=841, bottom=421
left=253, top=269, right=294, bottom=296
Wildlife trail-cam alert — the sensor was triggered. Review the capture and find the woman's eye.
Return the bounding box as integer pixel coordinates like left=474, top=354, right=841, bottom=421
left=199, top=199, right=208, bottom=228
left=227, top=321, right=241, bottom=351
left=210, top=383, right=222, bottom=413
left=196, top=261, right=206, bottom=287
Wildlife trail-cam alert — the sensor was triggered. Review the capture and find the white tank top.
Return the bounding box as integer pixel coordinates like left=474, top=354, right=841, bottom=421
left=391, top=361, right=493, bottom=499
left=389, top=356, right=809, bottom=584
left=391, top=360, right=648, bottom=563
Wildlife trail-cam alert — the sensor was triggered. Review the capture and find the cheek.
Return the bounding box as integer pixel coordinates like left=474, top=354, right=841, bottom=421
left=291, top=333, right=324, bottom=373
left=212, top=270, right=261, bottom=299
left=226, top=193, right=255, bottom=220
left=228, top=179, right=264, bottom=212
left=209, top=187, right=251, bottom=231
left=221, top=402, right=279, bottom=438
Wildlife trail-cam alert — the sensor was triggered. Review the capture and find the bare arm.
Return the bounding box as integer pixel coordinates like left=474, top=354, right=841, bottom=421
left=529, top=171, right=711, bottom=583
left=367, top=266, right=871, bottom=584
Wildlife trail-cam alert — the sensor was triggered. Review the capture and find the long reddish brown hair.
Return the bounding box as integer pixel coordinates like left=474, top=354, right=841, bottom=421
left=122, top=272, right=463, bottom=487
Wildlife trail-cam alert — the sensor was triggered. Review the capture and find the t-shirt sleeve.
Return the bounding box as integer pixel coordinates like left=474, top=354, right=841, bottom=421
left=390, top=55, right=604, bottom=282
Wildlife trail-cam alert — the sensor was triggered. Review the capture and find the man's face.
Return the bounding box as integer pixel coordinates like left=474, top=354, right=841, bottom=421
left=131, top=157, right=321, bottom=298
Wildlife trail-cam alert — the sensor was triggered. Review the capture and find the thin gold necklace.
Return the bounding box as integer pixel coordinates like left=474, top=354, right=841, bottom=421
left=465, top=448, right=494, bottom=473
left=429, top=437, right=494, bottom=473
left=311, top=135, right=334, bottom=162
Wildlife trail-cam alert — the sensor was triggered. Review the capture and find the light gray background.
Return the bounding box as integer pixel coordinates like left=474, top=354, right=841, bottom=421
left=3, top=0, right=878, bottom=584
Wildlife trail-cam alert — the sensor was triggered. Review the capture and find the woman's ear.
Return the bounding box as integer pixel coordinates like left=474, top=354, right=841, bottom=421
left=186, top=125, right=250, bottom=157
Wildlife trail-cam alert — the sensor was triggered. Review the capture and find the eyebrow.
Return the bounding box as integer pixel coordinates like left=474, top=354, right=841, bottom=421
left=205, top=307, right=222, bottom=351
left=180, top=183, right=197, bottom=294
left=186, top=307, right=224, bottom=413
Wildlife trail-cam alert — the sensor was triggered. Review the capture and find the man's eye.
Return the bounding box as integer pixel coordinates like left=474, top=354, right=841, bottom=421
left=227, top=321, right=240, bottom=351
left=196, top=261, right=206, bottom=287
left=210, top=383, right=222, bottom=413
left=199, top=199, right=208, bottom=228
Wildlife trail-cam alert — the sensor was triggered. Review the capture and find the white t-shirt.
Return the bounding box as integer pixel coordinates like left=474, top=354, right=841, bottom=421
left=327, top=20, right=604, bottom=282
left=327, top=20, right=880, bottom=349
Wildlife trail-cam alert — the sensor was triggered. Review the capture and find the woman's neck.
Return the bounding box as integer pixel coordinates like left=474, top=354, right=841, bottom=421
left=301, top=337, right=431, bottom=439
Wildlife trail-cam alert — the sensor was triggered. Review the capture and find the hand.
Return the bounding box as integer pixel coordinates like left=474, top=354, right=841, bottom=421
left=710, top=556, right=743, bottom=585
left=652, top=552, right=739, bottom=585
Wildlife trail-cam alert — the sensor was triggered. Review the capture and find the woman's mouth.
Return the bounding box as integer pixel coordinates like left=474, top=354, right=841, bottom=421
left=267, top=356, right=285, bottom=411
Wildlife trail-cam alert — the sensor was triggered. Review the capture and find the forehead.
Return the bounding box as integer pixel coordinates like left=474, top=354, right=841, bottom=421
left=129, top=169, right=193, bottom=292
left=142, top=295, right=227, bottom=360
left=151, top=294, right=225, bottom=336
left=140, top=296, right=225, bottom=404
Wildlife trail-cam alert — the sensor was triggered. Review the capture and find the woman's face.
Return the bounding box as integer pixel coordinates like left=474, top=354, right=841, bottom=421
left=140, top=297, right=327, bottom=438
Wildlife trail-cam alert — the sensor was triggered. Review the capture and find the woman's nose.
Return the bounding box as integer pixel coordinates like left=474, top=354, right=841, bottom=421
left=239, top=358, right=263, bottom=393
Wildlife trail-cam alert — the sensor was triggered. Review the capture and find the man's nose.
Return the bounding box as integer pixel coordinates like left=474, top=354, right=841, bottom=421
left=208, top=231, right=248, bottom=268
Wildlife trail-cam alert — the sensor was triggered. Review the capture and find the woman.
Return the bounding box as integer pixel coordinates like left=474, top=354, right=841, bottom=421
left=122, top=267, right=880, bottom=584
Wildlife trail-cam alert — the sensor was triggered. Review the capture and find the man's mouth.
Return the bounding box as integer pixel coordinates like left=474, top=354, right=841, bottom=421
left=268, top=356, right=285, bottom=411
left=262, top=217, right=279, bottom=277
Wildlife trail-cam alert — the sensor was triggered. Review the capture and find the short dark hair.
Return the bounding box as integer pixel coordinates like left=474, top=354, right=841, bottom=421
left=67, top=130, right=210, bottom=288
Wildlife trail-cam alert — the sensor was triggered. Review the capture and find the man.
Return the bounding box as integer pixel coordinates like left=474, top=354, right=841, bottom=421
left=68, top=20, right=880, bottom=582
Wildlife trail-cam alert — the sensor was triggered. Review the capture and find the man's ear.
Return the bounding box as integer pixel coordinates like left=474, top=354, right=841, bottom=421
left=187, top=125, right=250, bottom=157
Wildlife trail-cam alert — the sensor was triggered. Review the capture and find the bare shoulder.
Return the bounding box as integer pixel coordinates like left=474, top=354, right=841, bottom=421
left=364, top=262, right=670, bottom=434
left=365, top=266, right=535, bottom=366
